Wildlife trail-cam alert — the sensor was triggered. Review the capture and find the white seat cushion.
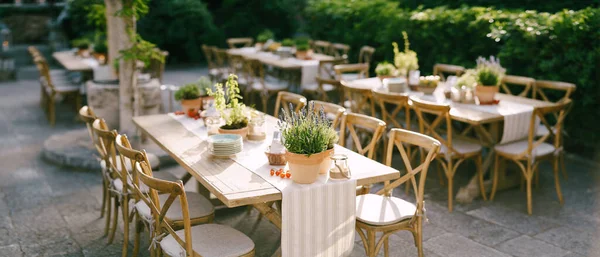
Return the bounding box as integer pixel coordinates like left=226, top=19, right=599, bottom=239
left=494, top=140, right=556, bottom=157
left=440, top=138, right=482, bottom=156
left=301, top=83, right=336, bottom=92
left=341, top=73, right=360, bottom=81
left=160, top=224, right=254, bottom=257
left=135, top=191, right=214, bottom=221
left=356, top=194, right=416, bottom=226
left=251, top=81, right=287, bottom=91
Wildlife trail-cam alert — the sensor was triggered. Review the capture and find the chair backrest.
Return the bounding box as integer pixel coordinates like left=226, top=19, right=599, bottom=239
left=312, top=40, right=331, bottom=54
left=533, top=80, right=576, bottom=103
left=330, top=43, right=350, bottom=59
left=227, top=37, right=254, bottom=49
left=274, top=91, right=307, bottom=118
left=522, top=99, right=572, bottom=159
left=115, top=134, right=154, bottom=201
left=242, top=57, right=263, bottom=92
left=339, top=112, right=386, bottom=160
left=358, top=46, right=375, bottom=64
left=133, top=153, right=193, bottom=255
left=92, top=119, right=119, bottom=179
left=340, top=78, right=375, bottom=116
left=501, top=75, right=535, bottom=98
left=376, top=128, right=440, bottom=216
left=371, top=89, right=411, bottom=130
left=28, top=46, right=41, bottom=58
left=317, top=58, right=347, bottom=81
left=410, top=96, right=462, bottom=156
left=433, top=64, right=465, bottom=81
left=310, top=100, right=345, bottom=129
left=212, top=47, right=229, bottom=70
left=202, top=45, right=216, bottom=70
left=79, top=106, right=98, bottom=150
left=227, top=52, right=247, bottom=78
left=334, top=63, right=369, bottom=80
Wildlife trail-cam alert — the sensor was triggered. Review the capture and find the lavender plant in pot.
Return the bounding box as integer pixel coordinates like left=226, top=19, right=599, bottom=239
left=279, top=103, right=338, bottom=184
left=474, top=56, right=505, bottom=104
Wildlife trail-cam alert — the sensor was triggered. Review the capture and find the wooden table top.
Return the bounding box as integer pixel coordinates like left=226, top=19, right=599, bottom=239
left=227, top=48, right=334, bottom=69
left=347, top=77, right=557, bottom=125
left=52, top=51, right=96, bottom=72
left=133, top=114, right=400, bottom=208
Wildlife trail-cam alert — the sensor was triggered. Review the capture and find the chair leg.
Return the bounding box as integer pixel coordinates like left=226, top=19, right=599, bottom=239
left=383, top=237, right=389, bottom=257
left=525, top=162, right=534, bottom=215
left=476, top=154, right=487, bottom=201
left=553, top=156, right=564, bottom=205
left=100, top=179, right=107, bottom=218
left=132, top=216, right=142, bottom=257
left=490, top=154, right=499, bottom=201
left=416, top=217, right=424, bottom=257
left=122, top=196, right=130, bottom=257
left=108, top=198, right=119, bottom=244
left=560, top=153, right=568, bottom=180
left=48, top=96, right=56, bottom=127
left=367, top=230, right=376, bottom=257
left=446, top=161, right=454, bottom=212
left=104, top=195, right=112, bottom=236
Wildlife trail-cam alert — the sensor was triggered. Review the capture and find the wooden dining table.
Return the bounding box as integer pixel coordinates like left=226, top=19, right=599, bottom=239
left=133, top=113, right=400, bottom=241
left=52, top=51, right=97, bottom=72
left=344, top=77, right=558, bottom=203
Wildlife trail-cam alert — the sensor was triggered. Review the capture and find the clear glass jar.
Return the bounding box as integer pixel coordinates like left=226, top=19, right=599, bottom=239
left=205, top=116, right=221, bottom=136
left=247, top=111, right=266, bottom=141
left=330, top=154, right=351, bottom=179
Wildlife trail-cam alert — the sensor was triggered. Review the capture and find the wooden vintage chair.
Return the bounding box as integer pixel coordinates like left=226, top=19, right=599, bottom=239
left=213, top=47, right=230, bottom=82
left=330, top=43, right=351, bottom=59
left=115, top=134, right=214, bottom=257
left=302, top=58, right=347, bottom=102
left=309, top=100, right=345, bottom=130
left=312, top=40, right=332, bottom=54
left=358, top=45, right=376, bottom=64
left=35, top=56, right=81, bottom=126
left=410, top=96, right=487, bottom=212
left=355, top=128, right=440, bottom=257
left=490, top=100, right=572, bottom=215
left=227, top=37, right=254, bottom=49
left=432, top=63, right=465, bottom=81
left=132, top=158, right=255, bottom=257
left=371, top=89, right=411, bottom=130
left=500, top=75, right=535, bottom=98
left=202, top=45, right=222, bottom=82
left=273, top=91, right=307, bottom=118
left=335, top=63, right=372, bottom=115
left=244, top=58, right=287, bottom=113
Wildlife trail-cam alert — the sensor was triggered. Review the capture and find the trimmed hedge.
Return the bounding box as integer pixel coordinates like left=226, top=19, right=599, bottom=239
left=305, top=1, right=600, bottom=156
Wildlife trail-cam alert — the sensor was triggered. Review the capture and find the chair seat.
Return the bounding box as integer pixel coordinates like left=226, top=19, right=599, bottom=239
left=135, top=191, right=214, bottom=221
left=301, top=83, right=336, bottom=92
left=113, top=170, right=178, bottom=193
left=341, top=73, right=360, bottom=81
left=440, top=138, right=482, bottom=156
left=494, top=140, right=556, bottom=157
left=160, top=224, right=254, bottom=257
left=252, top=81, right=287, bottom=91
left=356, top=194, right=416, bottom=226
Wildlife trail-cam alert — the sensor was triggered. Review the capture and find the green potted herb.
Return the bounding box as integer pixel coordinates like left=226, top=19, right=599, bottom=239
left=175, top=82, right=203, bottom=117
left=72, top=38, right=91, bottom=56
left=208, top=74, right=249, bottom=138
left=375, top=61, right=396, bottom=80
left=281, top=38, right=295, bottom=47
left=295, top=43, right=312, bottom=60
left=392, top=31, right=419, bottom=76
left=256, top=29, right=275, bottom=48
left=473, top=56, right=505, bottom=104
left=93, top=40, right=108, bottom=64
left=279, top=102, right=338, bottom=184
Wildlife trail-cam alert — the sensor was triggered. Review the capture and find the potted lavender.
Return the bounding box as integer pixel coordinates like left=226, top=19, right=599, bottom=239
left=474, top=56, right=505, bottom=104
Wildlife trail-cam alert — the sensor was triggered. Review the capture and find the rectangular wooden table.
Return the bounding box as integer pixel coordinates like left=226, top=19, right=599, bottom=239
left=52, top=51, right=97, bottom=72
left=133, top=113, right=400, bottom=208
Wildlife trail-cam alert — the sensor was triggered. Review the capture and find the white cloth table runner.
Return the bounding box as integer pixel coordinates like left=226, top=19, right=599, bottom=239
left=168, top=113, right=357, bottom=257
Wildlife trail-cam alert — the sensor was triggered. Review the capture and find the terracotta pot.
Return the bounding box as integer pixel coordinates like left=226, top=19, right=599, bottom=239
left=295, top=49, right=313, bottom=60
left=475, top=85, right=499, bottom=104
left=181, top=98, right=202, bottom=117
left=218, top=126, right=249, bottom=140
left=285, top=149, right=332, bottom=184
left=318, top=148, right=335, bottom=174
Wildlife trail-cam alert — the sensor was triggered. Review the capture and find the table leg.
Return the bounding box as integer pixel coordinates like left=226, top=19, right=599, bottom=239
left=252, top=201, right=283, bottom=257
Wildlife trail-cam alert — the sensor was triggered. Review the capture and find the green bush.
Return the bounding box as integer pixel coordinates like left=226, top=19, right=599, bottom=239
left=305, top=1, right=600, bottom=156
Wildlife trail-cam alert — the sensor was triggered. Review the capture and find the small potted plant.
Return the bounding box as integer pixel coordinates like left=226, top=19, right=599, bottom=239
left=256, top=29, right=275, bottom=49
left=175, top=82, right=203, bottom=117
left=208, top=74, right=249, bottom=138
left=375, top=61, right=396, bottom=80
left=295, top=43, right=312, bottom=60
left=279, top=102, right=338, bottom=184
left=474, top=56, right=505, bottom=104
left=92, top=40, right=108, bottom=64
left=72, top=38, right=91, bottom=57
left=281, top=38, right=295, bottom=47
left=393, top=31, right=419, bottom=77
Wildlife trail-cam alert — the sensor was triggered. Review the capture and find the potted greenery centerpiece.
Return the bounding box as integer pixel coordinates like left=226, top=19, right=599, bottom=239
left=473, top=56, right=505, bottom=104
left=393, top=31, right=419, bottom=78
left=375, top=61, right=396, bottom=81
left=295, top=43, right=312, bottom=60
left=175, top=82, right=203, bottom=117
left=281, top=38, right=295, bottom=47
left=72, top=38, right=91, bottom=57
left=256, top=29, right=275, bottom=49
left=93, top=40, right=108, bottom=64
left=279, top=102, right=338, bottom=184
left=208, top=74, right=249, bottom=138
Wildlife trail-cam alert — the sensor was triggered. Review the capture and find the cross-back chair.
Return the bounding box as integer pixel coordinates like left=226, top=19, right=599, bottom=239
left=132, top=158, right=255, bottom=257
left=312, top=40, right=331, bottom=54
left=355, top=128, right=440, bottom=257
left=330, top=43, right=350, bottom=59
left=491, top=99, right=572, bottom=215
left=115, top=134, right=214, bottom=257
left=273, top=91, right=307, bottom=118
left=432, top=64, right=465, bottom=81
left=212, top=47, right=230, bottom=82
left=500, top=75, right=535, bottom=98
left=309, top=100, right=345, bottom=130
left=202, top=45, right=221, bottom=82
left=302, top=58, right=346, bottom=102
left=371, top=89, right=411, bottom=130
left=410, top=96, right=487, bottom=212
left=227, top=37, right=254, bottom=49
left=244, top=58, right=287, bottom=113
left=358, top=46, right=375, bottom=64
left=35, top=56, right=81, bottom=126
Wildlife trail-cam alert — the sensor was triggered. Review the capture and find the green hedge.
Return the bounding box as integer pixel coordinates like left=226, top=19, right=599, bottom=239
left=305, top=0, right=600, bottom=156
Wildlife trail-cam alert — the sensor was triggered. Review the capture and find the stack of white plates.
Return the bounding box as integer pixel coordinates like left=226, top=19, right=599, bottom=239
left=208, top=134, right=243, bottom=157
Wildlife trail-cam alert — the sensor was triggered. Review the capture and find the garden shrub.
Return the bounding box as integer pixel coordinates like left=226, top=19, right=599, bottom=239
left=305, top=1, right=600, bottom=156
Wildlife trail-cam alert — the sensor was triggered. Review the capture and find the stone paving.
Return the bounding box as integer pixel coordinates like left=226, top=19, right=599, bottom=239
left=1, top=66, right=600, bottom=257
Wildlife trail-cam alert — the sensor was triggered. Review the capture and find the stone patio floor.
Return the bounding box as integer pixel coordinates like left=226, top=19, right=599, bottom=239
left=1, top=66, right=599, bottom=257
